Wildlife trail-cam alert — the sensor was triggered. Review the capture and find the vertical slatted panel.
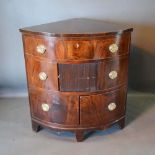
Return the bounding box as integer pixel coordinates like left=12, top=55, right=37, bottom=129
left=58, top=63, right=97, bottom=92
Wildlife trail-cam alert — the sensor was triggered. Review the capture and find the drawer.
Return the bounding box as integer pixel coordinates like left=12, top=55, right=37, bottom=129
left=23, top=34, right=65, bottom=60
left=58, top=56, right=129, bottom=92
left=79, top=86, right=127, bottom=126
left=29, top=89, right=79, bottom=125
left=23, top=33, right=131, bottom=61
left=96, top=56, right=129, bottom=90
left=94, top=33, right=131, bottom=59
left=94, top=32, right=131, bottom=58
left=25, top=55, right=58, bottom=90
left=59, top=38, right=94, bottom=60
left=57, top=33, right=130, bottom=60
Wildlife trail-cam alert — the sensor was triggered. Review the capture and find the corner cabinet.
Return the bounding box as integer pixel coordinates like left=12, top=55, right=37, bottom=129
left=20, top=18, right=133, bottom=141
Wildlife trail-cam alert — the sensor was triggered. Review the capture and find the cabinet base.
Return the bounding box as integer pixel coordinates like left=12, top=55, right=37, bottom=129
left=31, top=117, right=125, bottom=142
left=32, top=120, right=42, bottom=132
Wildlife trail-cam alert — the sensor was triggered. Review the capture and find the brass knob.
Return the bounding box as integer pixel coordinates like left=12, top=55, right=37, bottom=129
left=109, top=70, right=118, bottom=79
left=39, top=72, right=48, bottom=81
left=108, top=102, right=117, bottom=111
left=41, top=103, right=49, bottom=111
left=109, top=44, right=118, bottom=53
left=36, top=45, right=46, bottom=54
left=74, top=43, right=80, bottom=49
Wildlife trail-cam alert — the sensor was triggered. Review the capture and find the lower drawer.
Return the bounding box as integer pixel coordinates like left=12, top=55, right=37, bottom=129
left=29, top=89, right=79, bottom=126
left=79, top=86, right=127, bottom=126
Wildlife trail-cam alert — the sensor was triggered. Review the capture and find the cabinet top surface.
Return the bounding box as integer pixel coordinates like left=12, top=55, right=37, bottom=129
left=20, top=18, right=133, bottom=37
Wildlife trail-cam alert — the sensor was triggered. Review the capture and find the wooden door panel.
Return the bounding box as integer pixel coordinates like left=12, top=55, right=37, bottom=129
left=80, top=86, right=127, bottom=126
left=29, top=89, right=79, bottom=125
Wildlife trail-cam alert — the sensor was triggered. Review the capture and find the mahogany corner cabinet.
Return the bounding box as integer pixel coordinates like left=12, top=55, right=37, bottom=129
left=20, top=18, right=133, bottom=142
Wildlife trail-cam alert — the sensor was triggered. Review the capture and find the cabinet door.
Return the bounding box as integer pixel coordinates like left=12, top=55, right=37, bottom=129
left=29, top=89, right=79, bottom=126
left=79, top=87, right=127, bottom=126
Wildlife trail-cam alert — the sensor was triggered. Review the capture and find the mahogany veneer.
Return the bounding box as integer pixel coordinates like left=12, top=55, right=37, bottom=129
left=20, top=18, right=133, bottom=141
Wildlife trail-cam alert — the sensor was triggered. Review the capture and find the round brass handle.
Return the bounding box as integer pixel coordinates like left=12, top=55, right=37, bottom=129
left=39, top=72, right=48, bottom=81
left=109, top=44, right=118, bottom=53
left=108, top=102, right=117, bottom=111
left=36, top=44, right=46, bottom=54
left=74, top=43, right=80, bottom=49
left=41, top=103, right=49, bottom=112
left=109, top=70, right=118, bottom=79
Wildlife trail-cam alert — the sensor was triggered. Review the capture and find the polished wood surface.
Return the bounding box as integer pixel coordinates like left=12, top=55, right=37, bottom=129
left=29, top=88, right=79, bottom=126
left=25, top=55, right=58, bottom=91
left=58, top=56, right=128, bottom=92
left=20, top=18, right=133, bottom=141
left=22, top=32, right=131, bottom=61
left=20, top=18, right=133, bottom=37
left=79, top=86, right=127, bottom=126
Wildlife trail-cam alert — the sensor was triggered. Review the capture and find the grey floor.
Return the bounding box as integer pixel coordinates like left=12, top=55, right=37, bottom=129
left=0, top=92, right=155, bottom=155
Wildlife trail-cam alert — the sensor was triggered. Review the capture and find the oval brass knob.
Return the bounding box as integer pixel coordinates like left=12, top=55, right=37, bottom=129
left=108, top=102, right=117, bottom=111
left=41, top=103, right=49, bottom=112
left=74, top=43, right=80, bottom=49
left=36, top=45, right=46, bottom=54
left=109, top=44, right=118, bottom=53
left=39, top=72, right=48, bottom=81
left=109, top=70, right=118, bottom=79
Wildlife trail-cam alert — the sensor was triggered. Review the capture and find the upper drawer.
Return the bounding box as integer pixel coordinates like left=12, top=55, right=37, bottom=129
left=22, top=32, right=131, bottom=61
left=22, top=34, right=61, bottom=60
left=93, top=33, right=131, bottom=58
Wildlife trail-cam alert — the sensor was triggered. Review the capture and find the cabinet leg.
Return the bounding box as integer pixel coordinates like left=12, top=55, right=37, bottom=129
left=118, top=118, right=125, bottom=129
left=75, top=131, right=85, bottom=142
left=32, top=121, right=42, bottom=132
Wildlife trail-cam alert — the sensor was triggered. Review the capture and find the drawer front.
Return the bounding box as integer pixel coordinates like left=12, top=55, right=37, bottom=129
left=79, top=86, right=127, bottom=126
left=25, top=55, right=58, bottom=90
left=60, top=38, right=94, bottom=60
left=23, top=33, right=131, bottom=61
left=23, top=34, right=65, bottom=60
left=58, top=56, right=128, bottom=92
left=97, top=56, right=129, bottom=90
left=94, top=32, right=131, bottom=58
left=29, top=89, right=79, bottom=125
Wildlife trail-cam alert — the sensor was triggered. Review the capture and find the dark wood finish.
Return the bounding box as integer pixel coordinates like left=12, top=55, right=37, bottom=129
left=32, top=120, right=42, bottom=132
left=29, top=88, right=79, bottom=126
left=25, top=54, right=58, bottom=90
left=58, top=56, right=128, bottom=92
left=23, top=32, right=131, bottom=61
left=19, top=18, right=133, bottom=37
left=118, top=117, right=125, bottom=129
left=75, top=131, right=85, bottom=142
left=94, top=33, right=131, bottom=58
left=20, top=18, right=133, bottom=141
left=79, top=86, right=127, bottom=126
